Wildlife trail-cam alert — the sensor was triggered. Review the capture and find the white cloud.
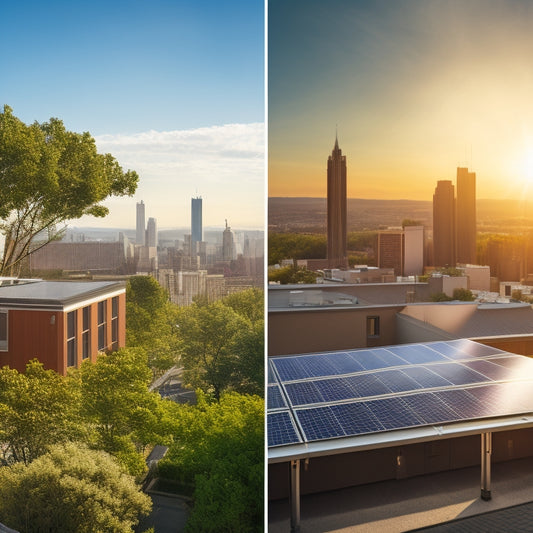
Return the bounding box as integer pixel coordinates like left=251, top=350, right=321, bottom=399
left=79, top=123, right=265, bottom=229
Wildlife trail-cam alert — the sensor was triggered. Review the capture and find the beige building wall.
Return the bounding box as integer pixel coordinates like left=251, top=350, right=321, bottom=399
left=268, top=306, right=401, bottom=356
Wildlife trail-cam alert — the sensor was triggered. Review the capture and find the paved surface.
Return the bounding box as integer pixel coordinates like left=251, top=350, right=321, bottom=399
left=268, top=457, right=533, bottom=532
left=413, top=501, right=533, bottom=532
left=136, top=493, right=189, bottom=533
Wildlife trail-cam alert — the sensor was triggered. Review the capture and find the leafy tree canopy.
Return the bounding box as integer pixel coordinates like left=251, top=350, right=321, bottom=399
left=126, top=276, right=179, bottom=375
left=0, top=105, right=139, bottom=275
left=158, top=392, right=263, bottom=532
left=0, top=442, right=151, bottom=533
left=268, top=265, right=318, bottom=284
left=0, top=360, right=86, bottom=465
left=78, top=348, right=168, bottom=475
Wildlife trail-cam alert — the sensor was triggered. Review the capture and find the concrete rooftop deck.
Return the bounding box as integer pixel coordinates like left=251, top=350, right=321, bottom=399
left=268, top=456, right=533, bottom=532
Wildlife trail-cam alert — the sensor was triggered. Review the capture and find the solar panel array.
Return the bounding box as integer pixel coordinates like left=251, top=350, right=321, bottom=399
left=267, top=339, right=533, bottom=448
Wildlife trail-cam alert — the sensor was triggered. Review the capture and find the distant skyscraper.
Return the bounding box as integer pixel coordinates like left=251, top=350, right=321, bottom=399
left=136, top=200, right=145, bottom=246
left=433, top=180, right=456, bottom=267
left=327, top=135, right=347, bottom=268
left=191, top=196, right=203, bottom=246
left=456, top=167, right=476, bottom=265
left=146, top=217, right=157, bottom=248
left=222, top=219, right=235, bottom=261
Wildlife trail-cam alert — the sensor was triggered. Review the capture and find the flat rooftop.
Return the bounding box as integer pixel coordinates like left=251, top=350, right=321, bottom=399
left=0, top=280, right=125, bottom=309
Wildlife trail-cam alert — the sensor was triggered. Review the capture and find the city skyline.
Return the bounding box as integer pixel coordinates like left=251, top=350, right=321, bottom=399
left=0, top=0, right=264, bottom=229
left=269, top=0, right=533, bottom=203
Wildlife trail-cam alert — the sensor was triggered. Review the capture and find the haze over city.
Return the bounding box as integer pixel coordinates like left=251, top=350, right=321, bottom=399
left=269, top=0, right=533, bottom=202
left=0, top=0, right=264, bottom=229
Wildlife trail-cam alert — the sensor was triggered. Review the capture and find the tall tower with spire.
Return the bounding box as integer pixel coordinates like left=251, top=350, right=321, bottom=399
left=327, top=133, right=348, bottom=268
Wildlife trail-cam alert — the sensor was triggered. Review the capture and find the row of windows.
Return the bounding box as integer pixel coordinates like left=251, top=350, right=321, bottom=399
left=0, top=311, right=7, bottom=351
left=67, top=297, right=119, bottom=367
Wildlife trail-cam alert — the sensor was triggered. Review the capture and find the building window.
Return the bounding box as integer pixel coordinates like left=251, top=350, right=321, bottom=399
left=67, top=310, right=77, bottom=367
left=97, top=300, right=107, bottom=351
left=82, top=306, right=91, bottom=359
left=367, top=316, right=380, bottom=338
left=111, top=297, right=119, bottom=351
left=0, top=310, right=7, bottom=351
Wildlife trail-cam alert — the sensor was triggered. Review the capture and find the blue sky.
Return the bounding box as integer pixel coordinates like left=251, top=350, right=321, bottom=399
left=1, top=0, right=264, bottom=228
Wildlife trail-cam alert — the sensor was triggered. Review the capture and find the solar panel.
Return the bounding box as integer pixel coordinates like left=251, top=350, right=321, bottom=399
left=284, top=380, right=325, bottom=406
left=374, top=369, right=423, bottom=394
left=433, top=389, right=488, bottom=419
left=401, top=366, right=452, bottom=388
left=314, top=377, right=359, bottom=403
left=370, top=348, right=409, bottom=368
left=330, top=402, right=384, bottom=436
left=296, top=406, right=345, bottom=441
left=268, top=384, right=287, bottom=410
left=267, top=411, right=302, bottom=447
left=346, top=373, right=390, bottom=398
left=400, top=392, right=464, bottom=425
left=425, top=362, right=490, bottom=386
left=268, top=340, right=533, bottom=450
left=347, top=350, right=389, bottom=371
left=388, top=344, right=447, bottom=364
left=329, top=352, right=366, bottom=374
left=363, top=397, right=424, bottom=430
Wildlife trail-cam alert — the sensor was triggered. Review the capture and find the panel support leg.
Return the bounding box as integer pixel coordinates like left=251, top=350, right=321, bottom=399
left=481, top=432, right=492, bottom=501
left=290, top=459, right=301, bottom=532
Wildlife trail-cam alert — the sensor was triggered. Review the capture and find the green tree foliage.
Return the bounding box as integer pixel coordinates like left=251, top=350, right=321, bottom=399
left=402, top=219, right=422, bottom=227
left=222, top=287, right=264, bottom=323
left=158, top=392, right=263, bottom=532
left=0, top=105, right=138, bottom=275
left=177, top=290, right=264, bottom=399
left=0, top=442, right=151, bottom=533
left=0, top=360, right=85, bottom=465
left=268, top=265, right=318, bottom=284
left=79, top=348, right=167, bottom=475
left=268, top=232, right=326, bottom=265
left=177, top=301, right=248, bottom=400
left=429, top=292, right=453, bottom=302
left=126, top=275, right=179, bottom=375
left=438, top=267, right=464, bottom=277
left=452, top=288, right=475, bottom=301
left=347, top=231, right=377, bottom=251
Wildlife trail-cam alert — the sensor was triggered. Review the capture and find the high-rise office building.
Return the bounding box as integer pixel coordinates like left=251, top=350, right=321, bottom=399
left=222, top=220, right=235, bottom=261
left=433, top=180, right=456, bottom=267
left=136, top=200, right=145, bottom=246
left=146, top=217, right=157, bottom=248
left=456, top=167, right=476, bottom=265
left=191, top=197, right=203, bottom=246
left=327, top=135, right=347, bottom=268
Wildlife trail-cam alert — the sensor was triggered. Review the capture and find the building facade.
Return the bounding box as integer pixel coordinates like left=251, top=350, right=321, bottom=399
left=327, top=136, right=348, bottom=268
left=456, top=167, right=477, bottom=264
left=146, top=217, right=157, bottom=248
left=191, top=196, right=203, bottom=247
left=136, top=200, right=146, bottom=246
left=0, top=280, right=126, bottom=375
left=433, top=180, right=456, bottom=267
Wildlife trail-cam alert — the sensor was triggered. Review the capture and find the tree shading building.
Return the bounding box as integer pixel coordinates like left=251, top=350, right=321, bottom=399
left=327, top=135, right=347, bottom=268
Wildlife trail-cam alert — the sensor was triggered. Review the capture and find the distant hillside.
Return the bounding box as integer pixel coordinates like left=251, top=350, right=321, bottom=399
left=269, top=197, right=533, bottom=233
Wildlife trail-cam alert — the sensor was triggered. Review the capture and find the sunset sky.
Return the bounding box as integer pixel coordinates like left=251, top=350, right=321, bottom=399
left=269, top=0, right=533, bottom=202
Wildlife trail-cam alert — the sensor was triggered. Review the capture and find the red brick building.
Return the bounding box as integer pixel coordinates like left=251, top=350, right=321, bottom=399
left=0, top=280, right=126, bottom=375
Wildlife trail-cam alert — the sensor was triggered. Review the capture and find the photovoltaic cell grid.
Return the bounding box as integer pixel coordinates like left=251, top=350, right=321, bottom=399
left=267, top=339, right=533, bottom=447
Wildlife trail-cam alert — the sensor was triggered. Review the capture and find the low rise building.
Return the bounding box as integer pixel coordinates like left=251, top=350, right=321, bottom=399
left=0, top=279, right=126, bottom=375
